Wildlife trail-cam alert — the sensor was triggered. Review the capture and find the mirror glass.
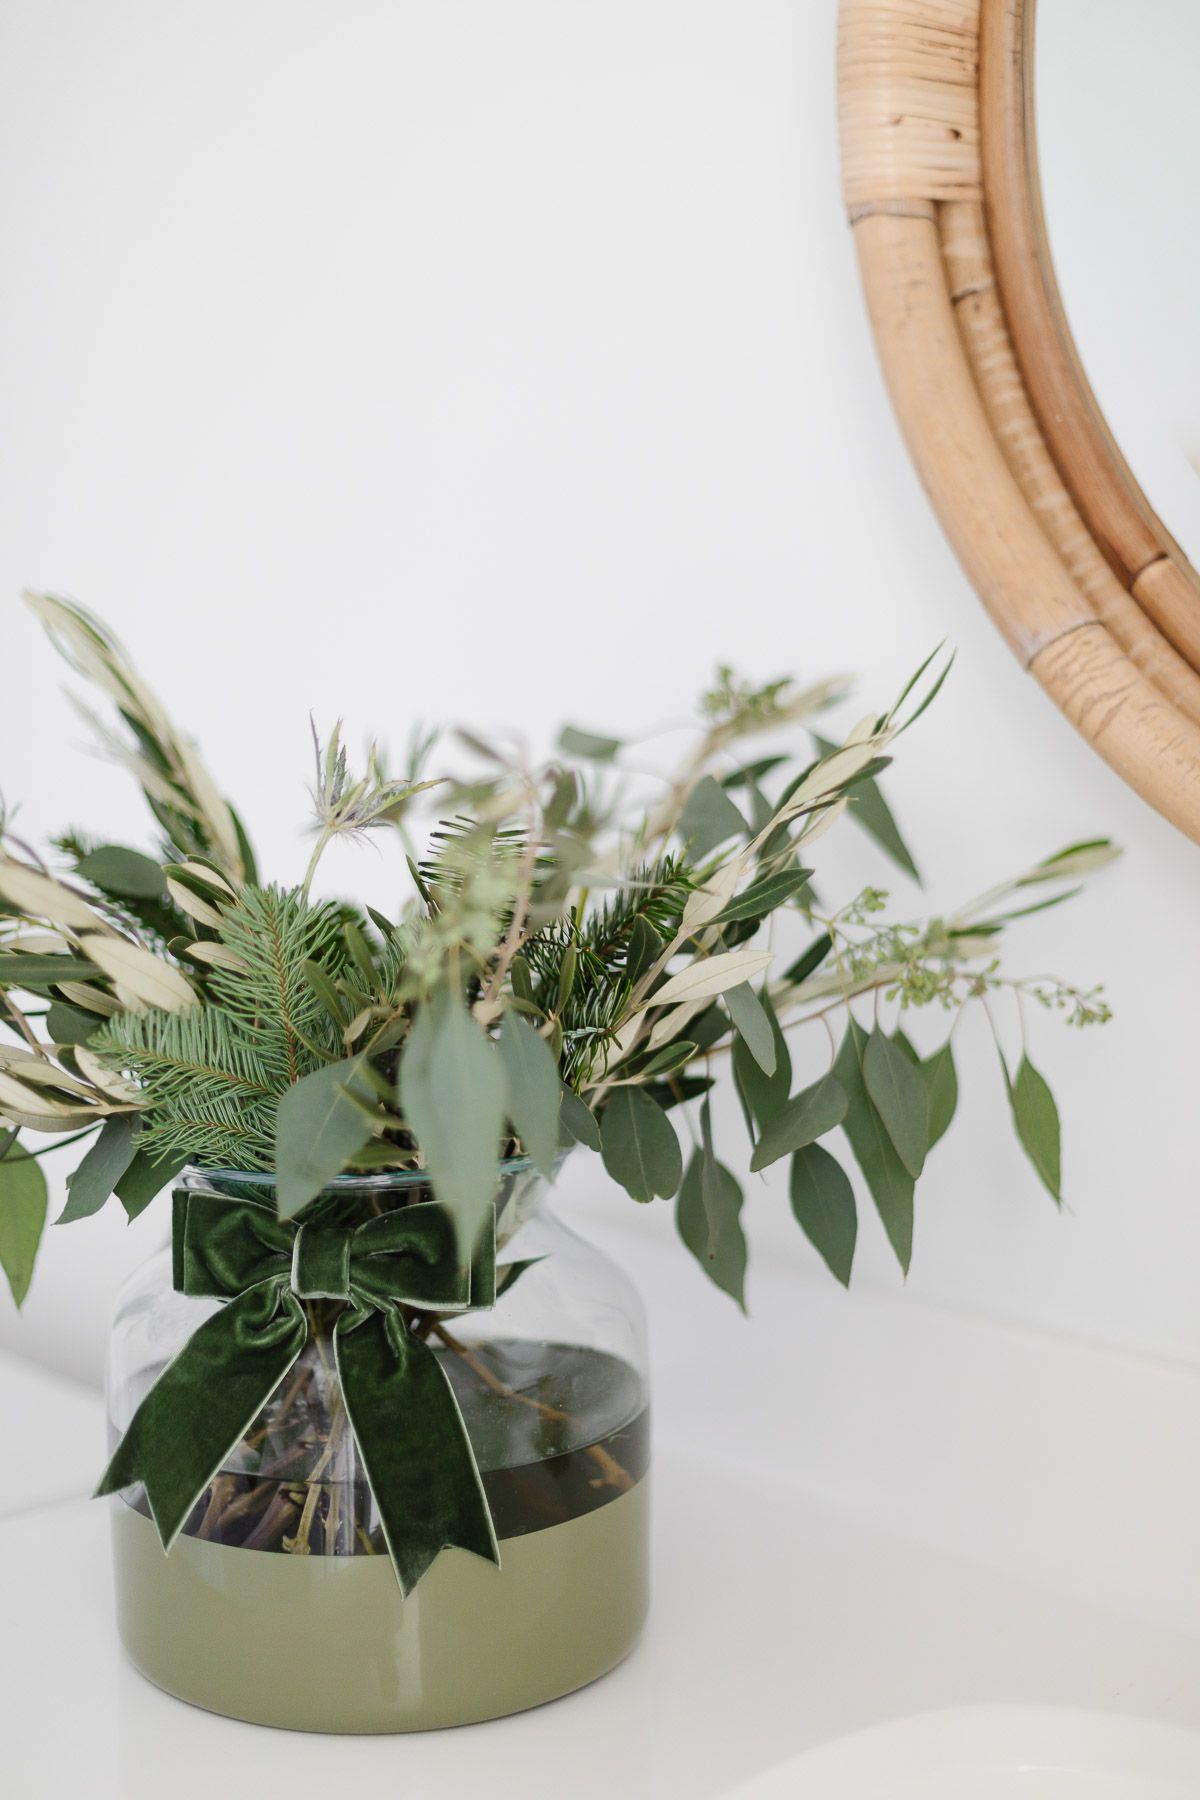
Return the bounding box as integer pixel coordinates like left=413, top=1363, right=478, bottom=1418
left=1038, top=0, right=1200, bottom=569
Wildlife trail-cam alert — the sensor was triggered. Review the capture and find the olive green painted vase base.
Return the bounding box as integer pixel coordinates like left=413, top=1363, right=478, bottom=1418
left=111, top=1481, right=650, bottom=1733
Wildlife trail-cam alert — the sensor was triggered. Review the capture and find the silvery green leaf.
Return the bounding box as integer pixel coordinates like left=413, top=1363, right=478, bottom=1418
left=724, top=981, right=776, bottom=1076
left=813, top=732, right=919, bottom=882
left=863, top=1028, right=928, bottom=1180
left=647, top=949, right=773, bottom=1011
left=1004, top=1052, right=1061, bottom=1203
left=676, top=1146, right=746, bottom=1310
left=275, top=1056, right=377, bottom=1220
left=835, top=1018, right=914, bottom=1274
left=399, top=990, right=507, bottom=1254
left=57, top=1117, right=139, bottom=1223
left=76, top=846, right=168, bottom=899
left=749, top=1073, right=847, bottom=1173
left=0, top=1147, right=47, bottom=1307
left=559, top=725, right=622, bottom=762
left=115, top=1149, right=188, bottom=1221
left=558, top=1088, right=601, bottom=1152
left=45, top=1001, right=100, bottom=1047
left=924, top=1043, right=958, bottom=1149
left=711, top=868, right=812, bottom=927
left=790, top=1142, right=857, bottom=1287
left=80, top=936, right=197, bottom=1014
left=600, top=1086, right=682, bottom=1203
left=732, top=996, right=791, bottom=1134
left=498, top=1011, right=560, bottom=1179
left=677, top=777, right=747, bottom=859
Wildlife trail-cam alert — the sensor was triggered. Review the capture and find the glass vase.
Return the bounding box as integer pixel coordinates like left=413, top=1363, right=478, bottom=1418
left=105, top=1159, right=650, bottom=1732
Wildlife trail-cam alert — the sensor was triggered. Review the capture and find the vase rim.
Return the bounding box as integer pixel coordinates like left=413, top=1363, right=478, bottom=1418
left=182, top=1156, right=538, bottom=1193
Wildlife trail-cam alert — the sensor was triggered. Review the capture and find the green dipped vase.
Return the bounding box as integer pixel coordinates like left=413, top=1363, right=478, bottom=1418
left=104, top=1162, right=650, bottom=1732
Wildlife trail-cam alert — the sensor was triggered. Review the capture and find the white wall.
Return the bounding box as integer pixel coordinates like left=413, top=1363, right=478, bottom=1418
left=2, top=0, right=1198, bottom=1393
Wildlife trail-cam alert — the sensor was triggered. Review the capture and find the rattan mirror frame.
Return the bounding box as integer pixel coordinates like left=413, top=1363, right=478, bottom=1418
left=838, top=0, right=1200, bottom=840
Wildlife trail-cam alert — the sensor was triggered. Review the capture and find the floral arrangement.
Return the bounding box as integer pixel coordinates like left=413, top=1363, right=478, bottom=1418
left=0, top=595, right=1114, bottom=1306
left=0, top=597, right=1114, bottom=1589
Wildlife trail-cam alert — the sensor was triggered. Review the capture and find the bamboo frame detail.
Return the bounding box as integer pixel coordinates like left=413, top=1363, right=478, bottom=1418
left=837, top=0, right=1200, bottom=840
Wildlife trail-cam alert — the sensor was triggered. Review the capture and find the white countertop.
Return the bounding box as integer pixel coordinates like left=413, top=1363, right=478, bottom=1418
left=3, top=1342, right=1200, bottom=1800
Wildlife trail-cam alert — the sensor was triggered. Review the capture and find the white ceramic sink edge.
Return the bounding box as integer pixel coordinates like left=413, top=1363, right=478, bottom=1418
left=728, top=1705, right=1200, bottom=1798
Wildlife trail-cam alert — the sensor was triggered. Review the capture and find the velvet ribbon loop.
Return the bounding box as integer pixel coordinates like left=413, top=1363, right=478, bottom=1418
left=97, top=1187, right=500, bottom=1595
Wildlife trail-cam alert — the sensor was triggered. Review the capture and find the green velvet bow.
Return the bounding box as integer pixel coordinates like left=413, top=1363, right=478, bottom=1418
left=97, top=1187, right=500, bottom=1594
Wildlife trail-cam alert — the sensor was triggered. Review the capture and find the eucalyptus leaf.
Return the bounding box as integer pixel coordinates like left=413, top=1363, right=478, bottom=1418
left=924, top=1043, right=958, bottom=1149
left=1006, top=1052, right=1061, bottom=1202
left=835, top=1018, right=915, bottom=1274
left=115, top=1149, right=188, bottom=1221
left=498, top=1011, right=560, bottom=1178
left=558, top=1088, right=601, bottom=1151
left=275, top=1056, right=377, bottom=1221
left=46, top=1001, right=100, bottom=1046
left=559, top=725, right=621, bottom=762
left=750, top=1072, right=848, bottom=1173
left=57, top=1117, right=138, bottom=1223
left=0, top=1149, right=47, bottom=1307
left=398, top=990, right=507, bottom=1254
left=76, top=846, right=168, bottom=899
left=724, top=982, right=776, bottom=1076
left=676, top=777, right=747, bottom=859
left=600, top=1086, right=682, bottom=1203
left=732, top=995, right=792, bottom=1133
left=863, top=1028, right=928, bottom=1179
left=790, top=1142, right=857, bottom=1287
left=676, top=1146, right=747, bottom=1311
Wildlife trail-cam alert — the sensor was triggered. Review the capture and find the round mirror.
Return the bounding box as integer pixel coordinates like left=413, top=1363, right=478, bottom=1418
left=1038, top=0, right=1200, bottom=572
left=837, top=0, right=1200, bottom=843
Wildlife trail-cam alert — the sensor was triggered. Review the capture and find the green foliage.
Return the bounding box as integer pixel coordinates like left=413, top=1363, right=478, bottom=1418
left=0, top=601, right=1115, bottom=1315
left=677, top=1141, right=747, bottom=1311
left=275, top=1058, right=377, bottom=1219
left=207, top=886, right=345, bottom=1085
left=600, top=1087, right=682, bottom=1203
left=789, top=1143, right=857, bottom=1287
left=59, top=1118, right=139, bottom=1222
left=0, top=1138, right=47, bottom=1306
left=1005, top=1052, right=1062, bottom=1202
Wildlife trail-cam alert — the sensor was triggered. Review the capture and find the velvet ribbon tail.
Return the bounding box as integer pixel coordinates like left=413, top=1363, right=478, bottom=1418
left=95, top=1279, right=308, bottom=1549
left=334, top=1303, right=500, bottom=1595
